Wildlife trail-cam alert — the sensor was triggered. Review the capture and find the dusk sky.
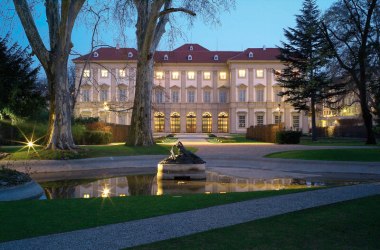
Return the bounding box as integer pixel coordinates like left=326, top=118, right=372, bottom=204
left=4, top=0, right=334, bottom=67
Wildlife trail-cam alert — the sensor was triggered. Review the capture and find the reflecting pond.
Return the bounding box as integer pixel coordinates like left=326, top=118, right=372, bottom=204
left=36, top=171, right=348, bottom=199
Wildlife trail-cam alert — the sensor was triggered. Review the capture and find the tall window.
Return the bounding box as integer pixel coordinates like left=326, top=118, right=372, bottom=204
left=82, top=89, right=90, bottom=102
left=219, top=90, right=227, bottom=103
left=256, top=89, right=264, bottom=102
left=219, top=72, right=227, bottom=80
left=203, top=72, right=211, bottom=80
left=118, top=89, right=127, bottom=102
left=83, top=69, right=90, bottom=78
left=170, top=112, right=180, bottom=133
left=204, top=90, right=211, bottom=103
left=202, top=112, right=212, bottom=133
left=155, top=89, right=164, bottom=103
left=171, top=71, right=179, bottom=80
left=186, top=112, right=196, bottom=133
left=188, top=90, right=195, bottom=103
left=118, top=115, right=126, bottom=125
left=274, top=89, right=282, bottom=102
left=101, top=69, right=108, bottom=78
left=154, top=112, right=165, bottom=132
left=218, top=112, right=228, bottom=133
left=256, top=69, right=264, bottom=78
left=238, top=89, right=246, bottom=102
left=238, top=115, right=246, bottom=128
left=274, top=115, right=282, bottom=124
left=238, top=69, right=246, bottom=78
left=100, top=89, right=108, bottom=102
left=293, top=115, right=300, bottom=129
left=187, top=71, right=195, bottom=80
left=171, top=90, right=179, bottom=103
left=256, top=115, right=264, bottom=126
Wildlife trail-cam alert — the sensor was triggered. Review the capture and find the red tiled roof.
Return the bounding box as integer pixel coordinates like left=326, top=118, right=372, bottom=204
left=73, top=44, right=280, bottom=63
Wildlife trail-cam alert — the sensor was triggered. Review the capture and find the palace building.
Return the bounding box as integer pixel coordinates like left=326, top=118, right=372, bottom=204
left=73, top=43, right=309, bottom=134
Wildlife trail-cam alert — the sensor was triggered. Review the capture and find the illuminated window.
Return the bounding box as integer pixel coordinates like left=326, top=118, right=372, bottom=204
left=154, top=112, right=165, bottom=132
left=238, top=69, right=246, bottom=78
left=170, top=112, right=180, bottom=133
left=202, top=112, right=212, bottom=133
left=101, top=69, right=108, bottom=78
left=187, top=71, right=195, bottom=80
left=219, top=72, right=227, bottom=80
left=218, top=112, right=228, bottom=133
left=83, top=69, right=90, bottom=78
left=119, top=69, right=126, bottom=77
left=186, top=112, right=196, bottom=133
left=256, top=69, right=264, bottom=78
left=156, top=71, right=164, bottom=80
left=119, top=194, right=126, bottom=197
left=83, top=193, right=90, bottom=198
left=203, top=72, right=211, bottom=80
left=171, top=71, right=179, bottom=80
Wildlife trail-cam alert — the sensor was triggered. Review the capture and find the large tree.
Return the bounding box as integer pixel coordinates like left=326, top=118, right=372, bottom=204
left=277, top=0, right=344, bottom=141
left=115, top=0, right=233, bottom=146
left=321, top=0, right=379, bottom=144
left=13, top=0, right=85, bottom=150
left=0, top=36, right=45, bottom=120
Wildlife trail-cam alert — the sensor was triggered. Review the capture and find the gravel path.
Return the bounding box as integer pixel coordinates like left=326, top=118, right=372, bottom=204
left=1, top=183, right=380, bottom=250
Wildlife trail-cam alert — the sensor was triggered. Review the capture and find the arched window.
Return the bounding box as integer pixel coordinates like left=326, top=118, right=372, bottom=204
left=218, top=112, right=229, bottom=133
left=186, top=112, right=196, bottom=133
left=154, top=112, right=165, bottom=132
left=170, top=112, right=180, bottom=133
left=202, top=112, right=212, bottom=133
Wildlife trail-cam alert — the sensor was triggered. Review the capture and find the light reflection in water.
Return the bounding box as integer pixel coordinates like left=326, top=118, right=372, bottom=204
left=39, top=171, right=326, bottom=199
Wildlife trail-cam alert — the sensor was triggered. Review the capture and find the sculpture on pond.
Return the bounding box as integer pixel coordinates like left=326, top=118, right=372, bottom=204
left=160, top=141, right=206, bottom=164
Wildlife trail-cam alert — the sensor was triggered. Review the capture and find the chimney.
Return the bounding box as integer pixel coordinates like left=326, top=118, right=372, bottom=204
left=263, top=45, right=266, bottom=51
left=116, top=43, right=120, bottom=50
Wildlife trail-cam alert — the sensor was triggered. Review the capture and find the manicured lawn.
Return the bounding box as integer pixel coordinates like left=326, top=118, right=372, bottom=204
left=0, top=143, right=188, bottom=160
left=0, top=189, right=311, bottom=242
left=300, top=137, right=371, bottom=146
left=208, top=134, right=264, bottom=143
left=265, top=148, right=380, bottom=162
left=132, top=195, right=380, bottom=250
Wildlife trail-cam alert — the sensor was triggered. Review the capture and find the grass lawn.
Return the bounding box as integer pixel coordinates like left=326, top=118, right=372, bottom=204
left=132, top=195, right=380, bottom=250
left=265, top=148, right=380, bottom=162
left=300, top=137, right=371, bottom=146
left=0, top=143, right=187, bottom=160
left=207, top=134, right=265, bottom=143
left=0, top=189, right=311, bottom=242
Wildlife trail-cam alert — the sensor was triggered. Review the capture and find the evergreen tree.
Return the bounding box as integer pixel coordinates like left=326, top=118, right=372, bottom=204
left=0, top=36, right=45, bottom=120
left=277, top=0, right=344, bottom=141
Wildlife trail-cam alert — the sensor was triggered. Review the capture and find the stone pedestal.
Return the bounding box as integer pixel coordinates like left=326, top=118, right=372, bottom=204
left=157, top=163, right=206, bottom=180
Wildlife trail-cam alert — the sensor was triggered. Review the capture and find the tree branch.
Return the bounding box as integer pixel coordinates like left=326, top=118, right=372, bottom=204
left=158, top=7, right=196, bottom=18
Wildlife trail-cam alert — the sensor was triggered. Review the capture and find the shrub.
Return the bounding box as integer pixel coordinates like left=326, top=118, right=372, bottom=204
left=166, top=134, right=175, bottom=138
left=83, top=131, right=112, bottom=145
left=85, top=121, right=111, bottom=133
left=72, top=124, right=86, bottom=145
left=276, top=130, right=302, bottom=144
left=208, top=134, right=217, bottom=138
left=74, top=117, right=99, bottom=124
left=0, top=119, right=47, bottom=145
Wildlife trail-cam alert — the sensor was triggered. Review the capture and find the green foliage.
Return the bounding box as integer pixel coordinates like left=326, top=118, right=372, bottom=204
left=0, top=36, right=46, bottom=120
left=0, top=166, right=31, bottom=187
left=276, top=131, right=302, bottom=144
left=0, top=119, right=47, bottom=145
left=208, top=134, right=217, bottom=138
left=82, top=131, right=112, bottom=145
left=73, top=116, right=99, bottom=125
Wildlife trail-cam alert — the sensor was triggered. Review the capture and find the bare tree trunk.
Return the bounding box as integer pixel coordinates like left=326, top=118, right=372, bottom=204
left=127, top=55, right=154, bottom=146
left=310, top=95, right=317, bottom=141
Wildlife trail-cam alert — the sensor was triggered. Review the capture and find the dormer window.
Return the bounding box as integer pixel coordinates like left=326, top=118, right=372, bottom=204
left=164, top=54, right=168, bottom=61
left=187, top=55, right=192, bottom=61
left=93, top=52, right=99, bottom=58
left=214, top=55, right=219, bottom=61
left=189, top=45, right=193, bottom=51
left=248, top=51, right=253, bottom=58
left=128, top=52, right=133, bottom=58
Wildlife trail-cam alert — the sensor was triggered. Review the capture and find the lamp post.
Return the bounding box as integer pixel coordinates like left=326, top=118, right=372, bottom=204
left=276, top=103, right=281, bottom=128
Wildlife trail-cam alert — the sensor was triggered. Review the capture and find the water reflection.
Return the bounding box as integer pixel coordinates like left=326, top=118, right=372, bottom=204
left=39, top=171, right=329, bottom=199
